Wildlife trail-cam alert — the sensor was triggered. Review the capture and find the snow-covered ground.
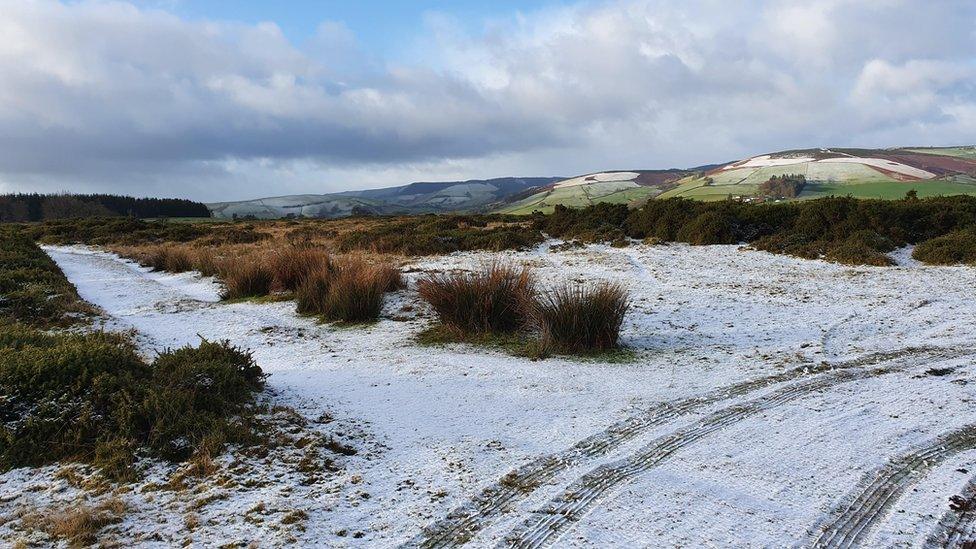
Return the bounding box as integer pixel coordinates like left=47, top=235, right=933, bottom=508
left=3, top=243, right=976, bottom=547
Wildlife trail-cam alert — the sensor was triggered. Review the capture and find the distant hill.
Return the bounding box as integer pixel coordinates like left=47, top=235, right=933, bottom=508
left=207, top=146, right=976, bottom=219
left=0, top=193, right=210, bottom=222
left=207, top=177, right=561, bottom=219
left=494, top=146, right=976, bottom=213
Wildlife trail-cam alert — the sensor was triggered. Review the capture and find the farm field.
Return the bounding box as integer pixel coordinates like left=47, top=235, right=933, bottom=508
left=3, top=241, right=975, bottom=547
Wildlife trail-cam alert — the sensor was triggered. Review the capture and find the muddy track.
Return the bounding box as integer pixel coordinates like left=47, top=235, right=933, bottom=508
left=499, top=350, right=976, bottom=549
left=806, top=426, right=976, bottom=549
left=404, top=346, right=958, bottom=548
left=925, top=475, right=976, bottom=548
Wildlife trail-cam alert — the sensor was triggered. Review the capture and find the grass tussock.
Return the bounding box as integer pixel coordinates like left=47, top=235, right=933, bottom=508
left=22, top=497, right=126, bottom=547
left=220, top=258, right=274, bottom=300
left=417, top=263, right=534, bottom=335
left=295, top=256, right=401, bottom=323
left=527, top=281, right=630, bottom=354
left=269, top=247, right=332, bottom=292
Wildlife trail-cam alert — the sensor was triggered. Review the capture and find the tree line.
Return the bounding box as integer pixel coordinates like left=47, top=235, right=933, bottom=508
left=0, top=193, right=210, bottom=222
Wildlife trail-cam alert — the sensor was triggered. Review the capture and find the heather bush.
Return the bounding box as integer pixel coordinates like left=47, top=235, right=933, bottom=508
left=418, top=263, right=534, bottom=335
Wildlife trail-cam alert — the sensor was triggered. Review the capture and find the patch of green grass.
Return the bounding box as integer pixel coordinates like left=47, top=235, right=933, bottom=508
left=801, top=180, right=976, bottom=200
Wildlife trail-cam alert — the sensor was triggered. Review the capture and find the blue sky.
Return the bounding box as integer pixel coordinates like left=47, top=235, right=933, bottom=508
left=162, top=1, right=561, bottom=53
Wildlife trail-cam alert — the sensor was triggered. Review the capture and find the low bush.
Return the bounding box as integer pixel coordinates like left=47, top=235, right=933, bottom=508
left=527, top=281, right=630, bottom=354
left=141, top=339, right=265, bottom=460
left=823, top=230, right=896, bottom=266
left=675, top=211, right=739, bottom=245
left=418, top=263, right=534, bottom=335
left=220, top=258, right=274, bottom=300
left=0, top=227, right=92, bottom=327
left=0, top=325, right=266, bottom=477
left=912, top=230, right=976, bottom=265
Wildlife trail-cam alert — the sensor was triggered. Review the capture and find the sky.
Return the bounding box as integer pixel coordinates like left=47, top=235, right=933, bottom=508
left=1, top=0, right=974, bottom=202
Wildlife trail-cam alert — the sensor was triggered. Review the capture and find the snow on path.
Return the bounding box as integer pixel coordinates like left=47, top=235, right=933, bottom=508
left=16, top=244, right=976, bottom=547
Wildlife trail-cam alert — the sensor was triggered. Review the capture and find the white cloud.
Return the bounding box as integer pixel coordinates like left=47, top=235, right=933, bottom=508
left=0, top=0, right=973, bottom=200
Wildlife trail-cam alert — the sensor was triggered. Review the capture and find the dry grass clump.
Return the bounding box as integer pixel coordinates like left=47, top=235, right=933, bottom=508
left=527, top=281, right=630, bottom=354
left=22, top=497, right=125, bottom=546
left=417, top=263, right=534, bottom=335
left=220, top=257, right=274, bottom=300
left=269, top=247, right=332, bottom=292
left=295, top=256, right=401, bottom=323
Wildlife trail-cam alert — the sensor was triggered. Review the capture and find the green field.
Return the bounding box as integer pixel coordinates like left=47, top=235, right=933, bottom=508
left=801, top=179, right=976, bottom=200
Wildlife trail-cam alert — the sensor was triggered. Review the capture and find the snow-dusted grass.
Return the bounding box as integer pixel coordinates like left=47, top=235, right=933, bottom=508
left=3, top=243, right=976, bottom=546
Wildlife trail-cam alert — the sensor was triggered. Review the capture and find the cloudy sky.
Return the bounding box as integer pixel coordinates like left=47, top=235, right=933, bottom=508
left=1, top=0, right=974, bottom=201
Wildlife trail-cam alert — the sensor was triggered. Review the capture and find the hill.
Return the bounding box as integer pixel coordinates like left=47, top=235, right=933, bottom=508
left=206, top=147, right=976, bottom=219
left=495, top=147, right=976, bottom=214
left=207, top=177, right=560, bottom=219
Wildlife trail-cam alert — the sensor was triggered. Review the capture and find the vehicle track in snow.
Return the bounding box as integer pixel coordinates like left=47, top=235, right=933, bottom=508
left=405, top=346, right=963, bottom=548
left=497, top=350, right=976, bottom=549
left=806, top=426, right=976, bottom=549
left=924, top=474, right=976, bottom=548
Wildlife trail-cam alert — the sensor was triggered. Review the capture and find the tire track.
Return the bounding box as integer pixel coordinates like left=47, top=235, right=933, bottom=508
left=924, top=474, right=976, bottom=548
left=806, top=426, right=976, bottom=548
left=404, top=346, right=960, bottom=548
left=499, top=350, right=976, bottom=549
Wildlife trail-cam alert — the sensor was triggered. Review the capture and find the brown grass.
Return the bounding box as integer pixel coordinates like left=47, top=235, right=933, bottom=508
left=22, top=497, right=125, bottom=547
left=295, top=256, right=399, bottom=323
left=220, top=257, right=274, bottom=299
left=528, top=281, right=630, bottom=353
left=269, top=247, right=332, bottom=292
left=417, top=263, right=534, bottom=335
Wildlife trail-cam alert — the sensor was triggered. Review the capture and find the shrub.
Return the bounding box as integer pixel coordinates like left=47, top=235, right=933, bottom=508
left=823, top=230, right=896, bottom=266
left=0, top=326, right=149, bottom=470
left=270, top=247, right=332, bottom=292
left=675, top=211, right=739, bottom=245
left=912, top=231, right=976, bottom=265
left=0, top=326, right=266, bottom=476
left=220, top=258, right=274, bottom=299
left=418, top=263, right=534, bottom=335
left=528, top=281, right=630, bottom=354
left=142, top=340, right=265, bottom=460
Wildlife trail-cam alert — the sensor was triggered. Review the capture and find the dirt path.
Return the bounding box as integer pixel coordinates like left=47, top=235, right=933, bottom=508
left=924, top=474, right=976, bottom=548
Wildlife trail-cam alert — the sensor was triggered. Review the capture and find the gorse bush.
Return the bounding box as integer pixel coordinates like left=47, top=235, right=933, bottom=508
left=0, top=325, right=265, bottom=477
left=142, top=339, right=265, bottom=460
left=0, top=226, right=92, bottom=327
left=527, top=281, right=630, bottom=354
left=418, top=263, right=534, bottom=335
left=912, top=230, right=976, bottom=265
